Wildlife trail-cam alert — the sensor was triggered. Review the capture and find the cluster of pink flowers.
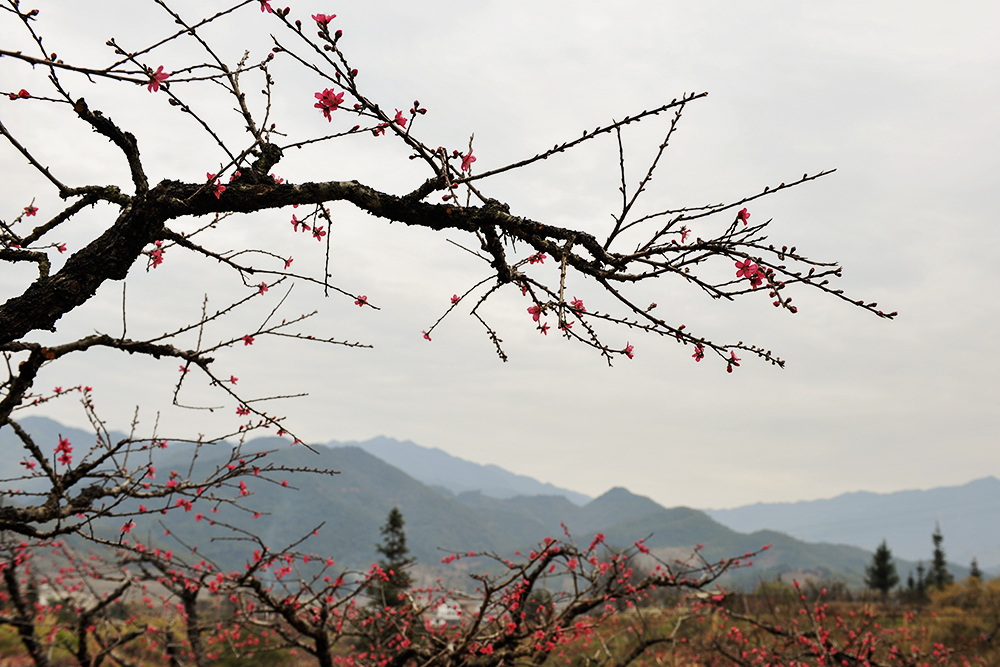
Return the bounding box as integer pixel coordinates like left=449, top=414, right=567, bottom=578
left=314, top=88, right=345, bottom=121
left=54, top=437, right=72, bottom=467
left=394, top=109, right=408, bottom=128
left=354, top=295, right=368, bottom=307
left=737, top=207, right=750, bottom=225
left=311, top=13, right=336, bottom=25
left=692, top=344, right=705, bottom=362
left=527, top=252, right=546, bottom=265
left=735, top=258, right=770, bottom=289
left=23, top=205, right=38, bottom=217
left=150, top=240, right=164, bottom=268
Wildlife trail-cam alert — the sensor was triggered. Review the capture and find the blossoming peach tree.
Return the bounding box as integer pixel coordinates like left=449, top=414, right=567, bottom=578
left=0, top=1, right=897, bottom=665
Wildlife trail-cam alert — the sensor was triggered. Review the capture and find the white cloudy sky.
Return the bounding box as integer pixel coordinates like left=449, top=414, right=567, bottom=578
left=3, top=1, right=998, bottom=509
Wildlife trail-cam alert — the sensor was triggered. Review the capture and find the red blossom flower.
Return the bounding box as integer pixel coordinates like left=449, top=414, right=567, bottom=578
left=422, top=331, right=431, bottom=341
left=312, top=225, right=327, bottom=241
left=258, top=282, right=268, bottom=295
left=354, top=295, right=368, bottom=307
left=229, top=376, right=238, bottom=384
left=461, top=150, right=476, bottom=172
left=290, top=214, right=308, bottom=232
left=284, top=256, right=294, bottom=269
left=528, top=252, right=546, bottom=265
left=242, top=335, right=255, bottom=346
left=149, top=241, right=163, bottom=269
left=122, top=522, right=135, bottom=534
left=314, top=88, right=345, bottom=121
left=54, top=437, right=72, bottom=467
left=24, top=205, right=38, bottom=217
left=147, top=66, right=170, bottom=93
left=727, top=350, right=741, bottom=373
left=312, top=13, right=336, bottom=25
left=259, top=0, right=273, bottom=13
left=450, top=294, right=460, bottom=305
left=570, top=297, right=585, bottom=312
left=624, top=342, right=634, bottom=359
left=527, top=305, right=541, bottom=322
left=270, top=173, right=284, bottom=183
left=8, top=89, right=30, bottom=100
left=737, top=207, right=750, bottom=225
left=236, top=405, right=250, bottom=416
left=56, top=243, right=66, bottom=253
left=680, top=226, right=690, bottom=243
left=692, top=344, right=705, bottom=362
left=394, top=108, right=407, bottom=128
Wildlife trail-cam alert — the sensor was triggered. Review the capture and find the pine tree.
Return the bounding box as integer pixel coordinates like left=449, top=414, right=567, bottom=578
left=928, top=524, right=954, bottom=590
left=865, top=540, right=899, bottom=599
left=372, top=507, right=415, bottom=608
left=970, top=557, right=983, bottom=580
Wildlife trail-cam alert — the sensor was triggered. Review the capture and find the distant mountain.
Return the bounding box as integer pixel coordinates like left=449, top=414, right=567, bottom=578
left=0, top=417, right=971, bottom=588
left=705, top=478, right=1000, bottom=570
left=329, top=435, right=592, bottom=506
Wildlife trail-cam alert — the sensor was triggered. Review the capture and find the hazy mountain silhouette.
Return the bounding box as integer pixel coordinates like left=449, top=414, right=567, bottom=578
left=705, top=477, right=1000, bottom=570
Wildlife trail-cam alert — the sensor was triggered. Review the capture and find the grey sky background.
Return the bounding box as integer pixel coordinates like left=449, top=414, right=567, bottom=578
left=2, top=1, right=997, bottom=509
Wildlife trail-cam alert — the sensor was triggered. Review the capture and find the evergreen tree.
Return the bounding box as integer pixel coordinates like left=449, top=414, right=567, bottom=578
left=928, top=524, right=954, bottom=590
left=372, top=507, right=415, bottom=607
left=970, top=557, right=983, bottom=580
left=865, top=540, right=899, bottom=598
left=915, top=562, right=927, bottom=597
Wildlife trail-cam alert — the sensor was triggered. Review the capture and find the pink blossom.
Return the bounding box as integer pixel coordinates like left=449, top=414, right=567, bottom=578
left=179, top=364, right=189, bottom=374
left=528, top=252, right=546, bottom=265
left=570, top=297, right=585, bottom=312
left=242, top=335, right=255, bottom=346
left=236, top=405, right=250, bottom=416
left=259, top=0, right=273, bottom=12
left=735, top=258, right=759, bottom=281
left=270, top=173, right=284, bottom=183
left=314, top=88, right=345, bottom=121
left=122, top=522, right=135, bottom=534
left=692, top=344, right=705, bottom=362
left=422, top=331, right=432, bottom=341
left=206, top=173, right=225, bottom=199
left=540, top=322, right=550, bottom=335
left=355, top=295, right=368, bottom=307
left=290, top=215, right=308, bottom=232
left=147, top=66, right=170, bottom=93
left=258, top=282, right=268, bottom=295
left=284, top=256, right=294, bottom=269
left=680, top=226, right=690, bottom=243
left=56, top=243, right=66, bottom=254
left=527, top=305, right=541, bottom=322
left=312, top=13, right=336, bottom=25
left=461, top=150, right=476, bottom=172
left=312, top=225, right=326, bottom=241
left=450, top=294, right=460, bottom=305
left=727, top=350, right=741, bottom=373
left=55, top=437, right=73, bottom=467
left=624, top=342, right=634, bottom=359
left=228, top=170, right=241, bottom=182
left=24, top=205, right=37, bottom=217
left=394, top=109, right=407, bottom=128
left=8, top=89, right=30, bottom=100
left=737, top=207, right=750, bottom=225
left=229, top=376, right=238, bottom=384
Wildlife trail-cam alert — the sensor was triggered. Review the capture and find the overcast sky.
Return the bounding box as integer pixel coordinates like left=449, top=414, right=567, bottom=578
left=3, top=1, right=998, bottom=510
